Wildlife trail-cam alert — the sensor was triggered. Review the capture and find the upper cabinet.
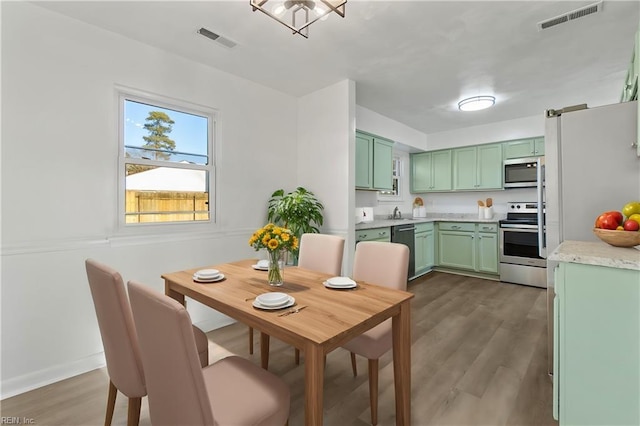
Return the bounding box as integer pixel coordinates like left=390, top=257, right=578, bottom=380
left=410, top=149, right=452, bottom=192
left=355, top=130, right=393, bottom=191
left=503, top=137, right=544, bottom=159
left=453, top=143, right=503, bottom=190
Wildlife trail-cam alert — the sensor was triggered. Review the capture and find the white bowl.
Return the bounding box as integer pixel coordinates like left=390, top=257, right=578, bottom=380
left=256, top=292, right=289, bottom=307
left=195, top=269, right=220, bottom=279
left=256, top=260, right=270, bottom=268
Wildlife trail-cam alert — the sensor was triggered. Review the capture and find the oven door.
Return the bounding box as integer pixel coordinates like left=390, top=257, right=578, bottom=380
left=500, top=226, right=547, bottom=267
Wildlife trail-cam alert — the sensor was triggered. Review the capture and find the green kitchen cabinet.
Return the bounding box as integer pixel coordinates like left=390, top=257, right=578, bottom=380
left=503, top=137, right=544, bottom=159
left=410, top=150, right=452, bottom=192
left=553, top=261, right=639, bottom=425
left=414, top=222, right=435, bottom=275
left=355, top=227, right=391, bottom=243
left=452, top=143, right=503, bottom=190
left=620, top=29, right=639, bottom=103
left=437, top=222, right=498, bottom=275
left=355, top=130, right=393, bottom=191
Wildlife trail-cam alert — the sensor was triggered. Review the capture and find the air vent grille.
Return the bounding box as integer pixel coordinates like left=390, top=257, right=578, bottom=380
left=537, top=1, right=603, bottom=30
left=197, top=27, right=237, bottom=49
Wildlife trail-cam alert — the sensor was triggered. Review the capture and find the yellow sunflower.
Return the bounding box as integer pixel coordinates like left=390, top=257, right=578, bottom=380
left=267, top=239, right=279, bottom=250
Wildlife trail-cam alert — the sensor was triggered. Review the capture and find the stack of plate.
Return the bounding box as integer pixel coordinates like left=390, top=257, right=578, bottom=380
left=323, top=276, right=357, bottom=289
left=193, top=269, right=225, bottom=283
left=253, top=292, right=295, bottom=310
left=252, top=259, right=270, bottom=271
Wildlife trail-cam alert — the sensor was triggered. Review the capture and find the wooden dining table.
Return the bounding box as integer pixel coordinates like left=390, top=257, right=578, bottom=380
left=162, top=259, right=414, bottom=425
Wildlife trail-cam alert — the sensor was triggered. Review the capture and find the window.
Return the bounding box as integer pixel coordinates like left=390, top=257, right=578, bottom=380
left=118, top=90, right=215, bottom=225
left=378, top=157, right=402, bottom=199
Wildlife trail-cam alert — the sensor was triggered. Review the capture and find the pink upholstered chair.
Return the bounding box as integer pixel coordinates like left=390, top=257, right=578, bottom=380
left=248, top=233, right=345, bottom=364
left=85, top=259, right=209, bottom=426
left=127, top=280, right=290, bottom=426
left=341, top=241, right=409, bottom=426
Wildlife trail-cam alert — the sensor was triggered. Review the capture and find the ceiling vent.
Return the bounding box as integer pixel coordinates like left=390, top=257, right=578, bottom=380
left=537, top=1, right=604, bottom=31
left=197, top=27, right=237, bottom=48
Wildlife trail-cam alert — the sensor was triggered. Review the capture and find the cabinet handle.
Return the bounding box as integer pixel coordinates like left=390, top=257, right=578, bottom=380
left=379, top=232, right=386, bottom=236
left=359, top=234, right=367, bottom=239
left=452, top=225, right=460, bottom=230
left=482, top=226, right=491, bottom=230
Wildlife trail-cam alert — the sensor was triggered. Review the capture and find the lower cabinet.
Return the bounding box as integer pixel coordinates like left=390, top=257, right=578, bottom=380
left=437, top=222, right=498, bottom=274
left=414, top=222, right=435, bottom=275
left=355, top=227, right=391, bottom=243
left=554, top=262, right=639, bottom=425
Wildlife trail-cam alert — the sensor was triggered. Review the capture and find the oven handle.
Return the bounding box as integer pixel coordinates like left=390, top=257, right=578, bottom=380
left=500, top=224, right=539, bottom=230
left=537, top=157, right=546, bottom=258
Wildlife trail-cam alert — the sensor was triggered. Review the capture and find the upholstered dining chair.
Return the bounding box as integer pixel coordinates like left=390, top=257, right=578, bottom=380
left=248, top=233, right=346, bottom=364
left=127, top=280, right=290, bottom=426
left=85, top=259, right=209, bottom=426
left=341, top=241, right=409, bottom=426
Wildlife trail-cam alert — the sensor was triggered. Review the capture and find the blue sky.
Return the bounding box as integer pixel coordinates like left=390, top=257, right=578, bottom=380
left=124, top=100, right=208, bottom=163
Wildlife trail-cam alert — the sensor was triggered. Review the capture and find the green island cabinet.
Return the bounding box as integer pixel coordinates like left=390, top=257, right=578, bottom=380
left=437, top=222, right=498, bottom=274
left=452, top=143, right=503, bottom=190
left=410, top=150, right=452, bottom=192
left=355, top=226, right=391, bottom=243
left=553, top=258, right=639, bottom=425
left=355, top=131, right=393, bottom=191
left=503, top=137, right=544, bottom=159
left=414, top=222, right=435, bottom=275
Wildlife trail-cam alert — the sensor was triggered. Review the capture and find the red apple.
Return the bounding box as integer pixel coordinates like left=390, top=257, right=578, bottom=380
left=623, top=219, right=640, bottom=231
left=600, top=215, right=620, bottom=230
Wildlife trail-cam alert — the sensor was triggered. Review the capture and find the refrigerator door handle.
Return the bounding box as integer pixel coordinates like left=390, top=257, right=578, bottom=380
left=537, top=157, right=546, bottom=258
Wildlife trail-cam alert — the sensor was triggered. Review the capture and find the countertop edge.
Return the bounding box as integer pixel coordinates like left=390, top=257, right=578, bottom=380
left=548, top=240, right=640, bottom=271
left=355, top=215, right=503, bottom=230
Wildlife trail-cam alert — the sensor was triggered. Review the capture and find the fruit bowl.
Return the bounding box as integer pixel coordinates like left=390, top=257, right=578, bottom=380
left=593, top=228, right=640, bottom=248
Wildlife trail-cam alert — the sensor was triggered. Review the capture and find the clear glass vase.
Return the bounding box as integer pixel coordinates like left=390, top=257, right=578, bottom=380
left=267, top=249, right=285, bottom=286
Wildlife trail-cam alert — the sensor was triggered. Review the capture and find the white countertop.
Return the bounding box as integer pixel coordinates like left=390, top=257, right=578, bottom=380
left=548, top=240, right=640, bottom=271
left=355, top=213, right=504, bottom=230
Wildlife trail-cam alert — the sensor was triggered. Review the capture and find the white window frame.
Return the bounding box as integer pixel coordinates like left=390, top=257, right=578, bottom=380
left=116, top=87, right=217, bottom=232
left=378, top=156, right=403, bottom=201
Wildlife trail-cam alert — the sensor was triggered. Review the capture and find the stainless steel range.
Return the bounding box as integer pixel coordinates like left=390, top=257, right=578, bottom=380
left=499, top=202, right=547, bottom=288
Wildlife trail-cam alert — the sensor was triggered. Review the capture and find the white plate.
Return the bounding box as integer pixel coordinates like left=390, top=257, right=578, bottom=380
left=256, top=260, right=270, bottom=268
left=193, top=273, right=225, bottom=283
left=251, top=264, right=269, bottom=271
left=253, top=296, right=295, bottom=310
left=256, top=292, right=289, bottom=307
left=195, top=269, right=220, bottom=279
left=325, top=276, right=357, bottom=287
left=323, top=281, right=357, bottom=290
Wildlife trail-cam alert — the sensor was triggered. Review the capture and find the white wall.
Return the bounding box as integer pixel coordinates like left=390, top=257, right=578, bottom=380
left=356, top=105, right=427, bottom=150
left=297, top=80, right=355, bottom=274
left=1, top=2, right=299, bottom=398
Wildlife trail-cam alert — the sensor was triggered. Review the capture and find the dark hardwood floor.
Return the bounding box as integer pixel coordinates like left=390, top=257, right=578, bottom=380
left=1, top=272, right=557, bottom=425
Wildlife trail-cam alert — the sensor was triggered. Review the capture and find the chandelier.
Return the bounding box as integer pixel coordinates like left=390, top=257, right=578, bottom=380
left=250, top=0, right=347, bottom=38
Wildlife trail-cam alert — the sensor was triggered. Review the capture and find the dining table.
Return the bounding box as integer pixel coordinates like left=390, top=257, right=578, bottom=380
left=162, top=259, right=414, bottom=425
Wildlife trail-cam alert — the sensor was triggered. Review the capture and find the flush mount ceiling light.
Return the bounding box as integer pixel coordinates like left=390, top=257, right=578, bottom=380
left=458, top=96, right=496, bottom=112
left=250, top=0, right=347, bottom=38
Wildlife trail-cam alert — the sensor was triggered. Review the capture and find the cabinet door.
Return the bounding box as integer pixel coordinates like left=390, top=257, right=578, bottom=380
left=452, top=146, right=477, bottom=190
left=414, top=232, right=428, bottom=273
left=355, top=132, right=373, bottom=188
left=476, top=143, right=503, bottom=190
left=425, top=229, right=435, bottom=268
left=372, top=138, right=393, bottom=190
left=431, top=150, right=452, bottom=191
left=476, top=232, right=498, bottom=274
left=410, top=152, right=432, bottom=192
left=438, top=230, right=475, bottom=270
left=533, top=137, right=545, bottom=156
left=503, top=139, right=535, bottom=159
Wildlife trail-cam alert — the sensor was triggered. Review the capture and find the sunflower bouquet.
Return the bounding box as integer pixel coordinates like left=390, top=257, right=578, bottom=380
left=249, top=223, right=299, bottom=285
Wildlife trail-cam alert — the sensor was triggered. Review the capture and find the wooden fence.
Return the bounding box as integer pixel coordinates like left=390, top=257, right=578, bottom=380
left=125, top=191, right=210, bottom=223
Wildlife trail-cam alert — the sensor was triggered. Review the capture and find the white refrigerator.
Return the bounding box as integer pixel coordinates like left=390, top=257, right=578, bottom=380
left=544, top=100, right=640, bottom=374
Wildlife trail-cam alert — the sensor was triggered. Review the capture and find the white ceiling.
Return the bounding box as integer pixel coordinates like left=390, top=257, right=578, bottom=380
left=33, top=0, right=640, bottom=135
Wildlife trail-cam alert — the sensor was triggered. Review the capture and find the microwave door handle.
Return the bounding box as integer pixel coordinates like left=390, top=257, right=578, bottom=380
left=537, top=158, right=546, bottom=258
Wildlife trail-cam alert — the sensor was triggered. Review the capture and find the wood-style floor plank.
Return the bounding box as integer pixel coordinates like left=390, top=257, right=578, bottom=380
left=1, top=272, right=557, bottom=426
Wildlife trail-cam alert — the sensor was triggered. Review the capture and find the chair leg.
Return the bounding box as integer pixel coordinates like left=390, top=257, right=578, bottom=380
left=249, top=326, right=254, bottom=354
left=295, top=348, right=300, bottom=365
left=105, top=380, right=117, bottom=426
left=127, top=397, right=142, bottom=426
left=350, top=352, right=358, bottom=377
left=368, top=359, right=379, bottom=426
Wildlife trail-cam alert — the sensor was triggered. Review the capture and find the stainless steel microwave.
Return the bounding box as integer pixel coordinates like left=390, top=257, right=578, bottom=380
left=503, top=158, right=540, bottom=188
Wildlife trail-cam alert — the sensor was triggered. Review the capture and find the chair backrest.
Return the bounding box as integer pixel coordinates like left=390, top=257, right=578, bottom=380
left=85, top=259, right=146, bottom=398
left=352, top=242, right=409, bottom=291
left=127, top=281, right=214, bottom=426
left=297, top=233, right=345, bottom=276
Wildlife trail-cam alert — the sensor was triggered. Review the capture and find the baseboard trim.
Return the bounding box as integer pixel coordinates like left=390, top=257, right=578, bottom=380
left=1, top=352, right=106, bottom=400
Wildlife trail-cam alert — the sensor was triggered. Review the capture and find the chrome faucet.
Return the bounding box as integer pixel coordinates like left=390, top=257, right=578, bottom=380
left=393, top=206, right=401, bottom=219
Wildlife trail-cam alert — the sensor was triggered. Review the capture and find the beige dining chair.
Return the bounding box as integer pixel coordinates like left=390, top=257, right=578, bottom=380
left=85, top=259, right=209, bottom=426
left=341, top=241, right=409, bottom=426
left=127, top=280, right=290, bottom=426
left=248, top=233, right=345, bottom=364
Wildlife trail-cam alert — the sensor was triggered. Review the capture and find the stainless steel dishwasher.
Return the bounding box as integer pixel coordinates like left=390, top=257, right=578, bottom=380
left=391, top=224, right=415, bottom=279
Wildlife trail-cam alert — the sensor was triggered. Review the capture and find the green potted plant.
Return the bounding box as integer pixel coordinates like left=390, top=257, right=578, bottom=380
left=267, top=186, right=324, bottom=261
